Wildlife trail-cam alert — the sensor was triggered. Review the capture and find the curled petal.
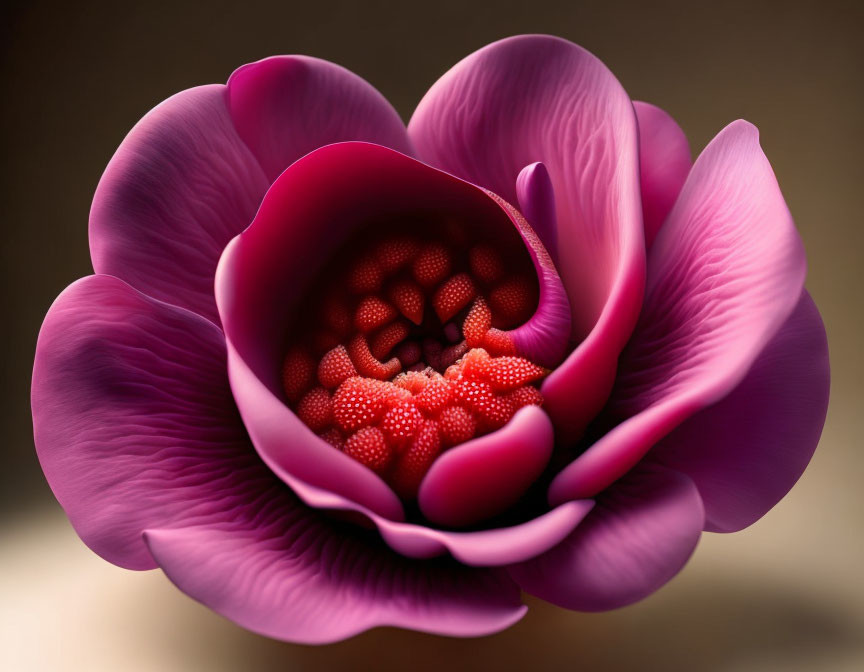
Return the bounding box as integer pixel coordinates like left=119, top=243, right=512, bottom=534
left=517, top=162, right=558, bottom=264
left=410, top=34, right=645, bottom=442
left=651, top=291, right=829, bottom=532
left=634, top=101, right=692, bottom=248
left=510, top=463, right=703, bottom=611
left=550, top=121, right=807, bottom=504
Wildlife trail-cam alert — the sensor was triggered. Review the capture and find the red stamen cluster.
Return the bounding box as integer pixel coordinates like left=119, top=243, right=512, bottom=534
left=282, top=231, right=546, bottom=498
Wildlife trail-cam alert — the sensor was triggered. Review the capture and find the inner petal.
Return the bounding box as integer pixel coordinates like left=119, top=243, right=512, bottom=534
left=282, top=223, right=555, bottom=502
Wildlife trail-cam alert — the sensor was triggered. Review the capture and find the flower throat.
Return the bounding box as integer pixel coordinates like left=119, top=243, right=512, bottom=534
left=280, top=222, right=550, bottom=499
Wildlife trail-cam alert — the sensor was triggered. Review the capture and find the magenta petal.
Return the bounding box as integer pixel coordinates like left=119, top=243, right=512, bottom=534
left=410, top=35, right=645, bottom=442
left=31, top=275, right=260, bottom=569
left=516, top=162, right=558, bottom=265
left=550, top=120, right=807, bottom=504
left=90, top=85, right=269, bottom=323
left=633, top=101, right=692, bottom=248
left=144, top=506, right=527, bottom=643
left=510, top=463, right=703, bottom=611
left=652, top=291, right=829, bottom=532
left=418, top=406, right=555, bottom=528
left=227, top=55, right=412, bottom=181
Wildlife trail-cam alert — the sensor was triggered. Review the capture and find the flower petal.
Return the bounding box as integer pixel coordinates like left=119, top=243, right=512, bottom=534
left=145, top=502, right=527, bottom=644
left=226, top=55, right=412, bottom=181
left=90, top=85, right=269, bottom=323
left=215, top=141, right=563, bottom=522
left=509, top=463, right=703, bottom=611
left=409, top=35, right=645, bottom=442
left=651, top=291, right=829, bottom=532
left=31, top=275, right=259, bottom=569
left=550, top=121, right=807, bottom=504
left=633, top=101, right=692, bottom=248
left=419, top=406, right=555, bottom=528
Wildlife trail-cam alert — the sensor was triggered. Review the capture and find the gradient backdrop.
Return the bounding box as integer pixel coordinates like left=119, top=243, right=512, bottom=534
left=2, top=1, right=862, bottom=670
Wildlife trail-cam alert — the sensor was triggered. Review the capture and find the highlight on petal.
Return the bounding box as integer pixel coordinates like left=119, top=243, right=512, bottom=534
left=31, top=275, right=260, bottom=569
left=215, top=141, right=565, bottom=522
left=89, top=85, right=269, bottom=324
left=651, top=291, right=829, bottom=532
left=550, top=120, right=807, bottom=505
left=510, top=463, right=703, bottom=611
left=227, top=55, right=412, bottom=181
left=410, top=34, right=646, bottom=442
left=633, top=101, right=692, bottom=248
left=145, top=497, right=527, bottom=644
left=418, top=406, right=555, bottom=528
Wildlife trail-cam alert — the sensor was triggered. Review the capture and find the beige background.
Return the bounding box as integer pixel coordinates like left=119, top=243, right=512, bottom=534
left=2, top=0, right=862, bottom=669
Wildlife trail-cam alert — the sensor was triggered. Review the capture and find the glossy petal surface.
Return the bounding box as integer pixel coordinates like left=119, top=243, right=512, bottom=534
left=651, top=291, right=829, bottom=532
left=550, top=121, right=807, bottom=504
left=409, top=34, right=645, bottom=442
left=510, top=463, right=703, bottom=611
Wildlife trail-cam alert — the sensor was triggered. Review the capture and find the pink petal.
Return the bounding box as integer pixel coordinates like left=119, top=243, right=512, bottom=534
left=634, top=101, right=692, bottom=248
left=409, top=35, right=645, bottom=442
left=89, top=85, right=269, bottom=323
left=516, top=162, right=558, bottom=264
left=550, top=121, right=807, bottom=505
left=215, top=141, right=566, bottom=522
left=145, top=505, right=527, bottom=644
left=31, top=275, right=263, bottom=569
left=227, top=55, right=412, bottom=181
left=651, top=291, right=829, bottom=532
left=418, top=406, right=555, bottom=528
left=509, top=463, right=703, bottom=611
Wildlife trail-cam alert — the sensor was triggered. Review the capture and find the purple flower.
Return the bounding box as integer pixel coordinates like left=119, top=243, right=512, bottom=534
left=31, top=35, right=829, bottom=643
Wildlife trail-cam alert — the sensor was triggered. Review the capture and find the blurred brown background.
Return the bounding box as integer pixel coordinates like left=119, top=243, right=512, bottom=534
left=2, top=0, right=862, bottom=670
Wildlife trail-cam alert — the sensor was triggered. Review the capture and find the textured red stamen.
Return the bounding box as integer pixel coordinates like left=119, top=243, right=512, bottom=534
left=489, top=276, right=535, bottom=326
left=348, top=258, right=383, bottom=294
left=438, top=405, right=477, bottom=447
left=348, top=335, right=402, bottom=380
left=380, top=401, right=424, bottom=445
left=391, top=419, right=442, bottom=498
left=281, top=347, right=316, bottom=402
left=376, top=236, right=419, bottom=273
left=310, top=330, right=342, bottom=356
left=414, top=375, right=452, bottom=415
left=412, top=243, right=452, bottom=288
left=469, top=244, right=504, bottom=284
left=320, top=294, right=353, bottom=336
left=318, top=427, right=345, bottom=450
left=459, top=347, right=491, bottom=378
left=344, top=427, right=393, bottom=475
left=332, top=377, right=387, bottom=432
left=379, top=380, right=413, bottom=407
left=482, top=328, right=517, bottom=356
left=394, top=370, right=429, bottom=395
left=394, top=341, right=422, bottom=367
left=354, top=296, right=398, bottom=333
left=296, top=387, right=333, bottom=432
left=440, top=340, right=469, bottom=369
left=433, top=273, right=477, bottom=322
left=506, top=386, right=544, bottom=410
left=463, top=297, right=492, bottom=348
left=477, top=356, right=548, bottom=392
left=387, top=280, right=425, bottom=325
left=370, top=320, right=410, bottom=360
left=318, top=345, right=358, bottom=389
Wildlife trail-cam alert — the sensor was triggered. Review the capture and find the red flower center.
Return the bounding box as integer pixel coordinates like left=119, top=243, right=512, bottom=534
left=280, top=225, right=550, bottom=498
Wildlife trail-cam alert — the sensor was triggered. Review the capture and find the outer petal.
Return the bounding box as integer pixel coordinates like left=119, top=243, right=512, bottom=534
left=651, top=291, right=829, bottom=532
left=409, top=35, right=645, bottom=442
left=634, top=101, right=692, bottom=248
left=31, top=275, right=264, bottom=569
left=226, top=55, right=412, bottom=181
left=145, top=507, right=527, bottom=644
left=32, top=276, right=526, bottom=641
left=549, top=120, right=807, bottom=504
left=509, top=463, right=703, bottom=611
left=90, top=85, right=269, bottom=323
